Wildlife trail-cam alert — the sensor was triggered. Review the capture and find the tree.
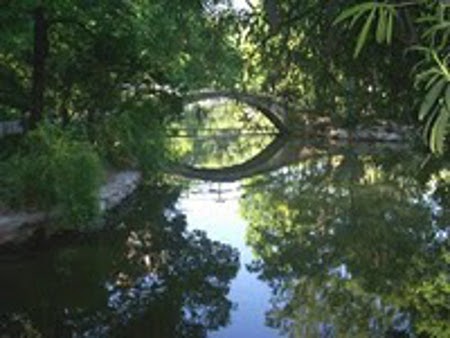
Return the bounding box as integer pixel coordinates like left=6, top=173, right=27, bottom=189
left=0, top=0, right=243, bottom=127
left=233, top=1, right=450, bottom=153
left=0, top=0, right=244, bottom=220
left=334, top=1, right=450, bottom=153
left=236, top=0, right=419, bottom=125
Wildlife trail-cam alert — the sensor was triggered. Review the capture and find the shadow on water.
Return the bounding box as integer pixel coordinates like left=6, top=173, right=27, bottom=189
left=0, top=186, right=239, bottom=338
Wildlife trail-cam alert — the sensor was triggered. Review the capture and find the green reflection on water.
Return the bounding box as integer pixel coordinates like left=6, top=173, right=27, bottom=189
left=0, top=138, right=449, bottom=338
left=170, top=99, right=276, bottom=168
left=0, top=186, right=239, bottom=338
left=241, top=148, right=450, bottom=337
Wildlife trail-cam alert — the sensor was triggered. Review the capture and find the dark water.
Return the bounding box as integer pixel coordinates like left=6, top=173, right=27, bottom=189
left=0, top=140, right=449, bottom=337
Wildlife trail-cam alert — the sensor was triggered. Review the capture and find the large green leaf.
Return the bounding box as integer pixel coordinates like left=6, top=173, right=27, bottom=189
left=423, top=105, right=439, bottom=145
left=354, top=7, right=376, bottom=58
left=419, top=78, right=446, bottom=121
left=430, top=106, right=449, bottom=154
left=376, top=7, right=387, bottom=44
left=332, top=3, right=375, bottom=26
left=386, top=9, right=394, bottom=44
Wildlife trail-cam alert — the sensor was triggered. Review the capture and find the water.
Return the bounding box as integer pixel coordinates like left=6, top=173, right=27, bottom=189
left=0, top=139, right=449, bottom=337
left=178, top=182, right=279, bottom=338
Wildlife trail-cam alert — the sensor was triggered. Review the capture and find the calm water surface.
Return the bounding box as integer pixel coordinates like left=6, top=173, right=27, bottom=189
left=179, top=182, right=279, bottom=338
left=0, top=140, right=449, bottom=337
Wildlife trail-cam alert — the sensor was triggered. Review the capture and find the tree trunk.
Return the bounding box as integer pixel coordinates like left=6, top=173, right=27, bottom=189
left=264, top=0, right=280, bottom=33
left=30, top=6, right=48, bottom=128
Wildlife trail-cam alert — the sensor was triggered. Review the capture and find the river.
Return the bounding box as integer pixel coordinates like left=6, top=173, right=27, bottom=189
left=0, top=136, right=449, bottom=337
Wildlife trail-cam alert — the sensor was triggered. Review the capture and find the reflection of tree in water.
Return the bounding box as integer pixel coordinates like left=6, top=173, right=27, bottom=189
left=175, top=100, right=276, bottom=168
left=0, top=185, right=239, bottom=338
left=241, top=150, right=449, bottom=337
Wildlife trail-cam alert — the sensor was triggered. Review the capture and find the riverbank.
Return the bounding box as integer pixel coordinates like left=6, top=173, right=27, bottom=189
left=0, top=170, right=141, bottom=247
left=0, top=122, right=417, bottom=247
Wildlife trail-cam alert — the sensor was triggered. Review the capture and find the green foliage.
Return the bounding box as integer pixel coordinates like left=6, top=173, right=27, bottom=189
left=95, top=103, right=170, bottom=178
left=238, top=0, right=418, bottom=126
left=0, top=124, right=104, bottom=228
left=172, top=100, right=276, bottom=168
left=334, top=1, right=450, bottom=153
left=0, top=0, right=244, bottom=227
left=414, top=16, right=450, bottom=154
left=0, top=0, right=243, bottom=125
left=414, top=48, right=450, bottom=155
left=236, top=0, right=449, bottom=152
left=333, top=2, right=396, bottom=57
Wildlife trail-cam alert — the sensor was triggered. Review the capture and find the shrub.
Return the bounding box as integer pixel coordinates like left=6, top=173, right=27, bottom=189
left=0, top=123, right=104, bottom=229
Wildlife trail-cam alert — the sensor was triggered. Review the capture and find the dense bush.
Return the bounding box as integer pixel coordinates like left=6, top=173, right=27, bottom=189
left=0, top=124, right=104, bottom=228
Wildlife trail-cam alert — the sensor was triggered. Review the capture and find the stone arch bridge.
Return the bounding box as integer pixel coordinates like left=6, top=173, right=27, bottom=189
left=184, top=90, right=298, bottom=134
left=0, top=89, right=307, bottom=138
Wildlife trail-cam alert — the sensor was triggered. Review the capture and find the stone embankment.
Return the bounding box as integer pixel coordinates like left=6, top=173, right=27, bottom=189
left=328, top=125, right=414, bottom=142
left=0, top=170, right=141, bottom=247
left=0, top=120, right=23, bottom=138
left=99, top=171, right=141, bottom=211
left=301, top=117, right=415, bottom=143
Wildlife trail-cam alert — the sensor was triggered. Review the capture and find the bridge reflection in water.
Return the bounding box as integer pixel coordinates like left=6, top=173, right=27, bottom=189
left=167, top=135, right=409, bottom=182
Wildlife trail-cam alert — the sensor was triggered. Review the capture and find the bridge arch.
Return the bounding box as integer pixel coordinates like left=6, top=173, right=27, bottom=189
left=184, top=90, right=290, bottom=134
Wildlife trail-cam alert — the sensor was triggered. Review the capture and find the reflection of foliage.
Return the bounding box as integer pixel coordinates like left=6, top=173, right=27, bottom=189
left=171, top=100, right=275, bottom=168
left=404, top=243, right=450, bottom=337
left=264, top=276, right=405, bottom=337
left=0, top=313, right=43, bottom=338
left=0, top=185, right=239, bottom=338
left=242, top=150, right=449, bottom=337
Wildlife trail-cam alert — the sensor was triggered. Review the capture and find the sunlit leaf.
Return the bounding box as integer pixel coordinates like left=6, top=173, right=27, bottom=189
left=416, top=15, right=439, bottom=24
left=332, top=2, right=375, bottom=26
left=386, top=10, right=394, bottom=44
left=354, top=7, right=376, bottom=58
left=432, top=51, right=450, bottom=80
